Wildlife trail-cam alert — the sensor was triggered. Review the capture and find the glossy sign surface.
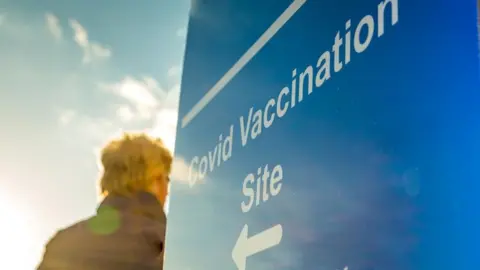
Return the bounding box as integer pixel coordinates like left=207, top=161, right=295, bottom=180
left=165, top=0, right=480, bottom=269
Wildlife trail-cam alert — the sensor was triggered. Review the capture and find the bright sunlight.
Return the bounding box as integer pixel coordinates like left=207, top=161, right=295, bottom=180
left=0, top=192, right=38, bottom=270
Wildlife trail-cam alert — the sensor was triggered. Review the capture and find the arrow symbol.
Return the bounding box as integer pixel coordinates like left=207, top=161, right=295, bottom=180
left=232, top=224, right=283, bottom=270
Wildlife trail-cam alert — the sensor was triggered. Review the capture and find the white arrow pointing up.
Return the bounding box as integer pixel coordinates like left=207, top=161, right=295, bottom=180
left=232, top=224, right=283, bottom=270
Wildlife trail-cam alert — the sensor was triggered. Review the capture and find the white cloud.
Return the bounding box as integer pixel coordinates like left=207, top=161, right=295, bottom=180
left=163, top=83, right=181, bottom=108
left=167, top=65, right=182, bottom=78
left=101, top=77, right=190, bottom=185
left=4, top=11, right=184, bottom=165
left=45, top=13, right=62, bottom=40
left=146, top=82, right=181, bottom=151
left=69, top=19, right=88, bottom=46
left=115, top=105, right=135, bottom=123
left=58, top=109, right=76, bottom=126
left=143, top=76, right=160, bottom=89
left=149, top=109, right=178, bottom=152
left=90, top=42, right=111, bottom=58
left=100, top=76, right=180, bottom=120
left=58, top=111, right=119, bottom=146
left=170, top=157, right=191, bottom=183
left=92, top=75, right=187, bottom=183
left=68, top=19, right=111, bottom=63
left=79, top=118, right=117, bottom=143
left=170, top=157, right=201, bottom=186
left=100, top=76, right=160, bottom=120
left=37, top=17, right=190, bottom=186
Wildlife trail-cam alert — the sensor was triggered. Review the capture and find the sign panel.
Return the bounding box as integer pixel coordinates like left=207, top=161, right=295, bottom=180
left=165, top=0, right=480, bottom=269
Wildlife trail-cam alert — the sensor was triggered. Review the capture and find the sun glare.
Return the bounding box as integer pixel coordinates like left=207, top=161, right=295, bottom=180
left=0, top=194, right=38, bottom=269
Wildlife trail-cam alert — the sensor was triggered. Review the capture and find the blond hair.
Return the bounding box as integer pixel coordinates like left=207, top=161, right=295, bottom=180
left=99, top=133, right=173, bottom=197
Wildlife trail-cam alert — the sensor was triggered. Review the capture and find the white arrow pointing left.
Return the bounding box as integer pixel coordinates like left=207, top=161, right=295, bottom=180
left=232, top=224, right=283, bottom=270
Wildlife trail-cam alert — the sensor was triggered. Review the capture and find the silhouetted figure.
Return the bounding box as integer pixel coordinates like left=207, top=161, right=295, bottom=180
left=37, top=133, right=172, bottom=269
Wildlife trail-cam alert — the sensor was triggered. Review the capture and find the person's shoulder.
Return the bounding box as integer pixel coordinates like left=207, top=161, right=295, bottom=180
left=43, top=218, right=89, bottom=252
left=37, top=219, right=89, bottom=269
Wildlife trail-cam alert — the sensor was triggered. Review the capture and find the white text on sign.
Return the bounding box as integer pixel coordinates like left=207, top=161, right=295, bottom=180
left=188, top=125, right=234, bottom=186
left=186, top=0, right=399, bottom=186
left=241, top=164, right=284, bottom=213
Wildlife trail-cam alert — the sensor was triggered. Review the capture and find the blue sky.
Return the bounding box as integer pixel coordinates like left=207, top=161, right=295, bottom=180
left=0, top=0, right=191, bottom=268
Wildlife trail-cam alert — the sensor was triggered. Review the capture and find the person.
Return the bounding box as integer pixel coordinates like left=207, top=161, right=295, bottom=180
left=37, top=133, right=172, bottom=270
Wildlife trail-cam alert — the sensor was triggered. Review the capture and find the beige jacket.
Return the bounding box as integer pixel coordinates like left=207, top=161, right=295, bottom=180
left=37, top=192, right=167, bottom=270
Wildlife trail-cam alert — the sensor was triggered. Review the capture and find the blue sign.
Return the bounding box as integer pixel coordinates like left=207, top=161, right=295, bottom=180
left=165, top=0, right=480, bottom=269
